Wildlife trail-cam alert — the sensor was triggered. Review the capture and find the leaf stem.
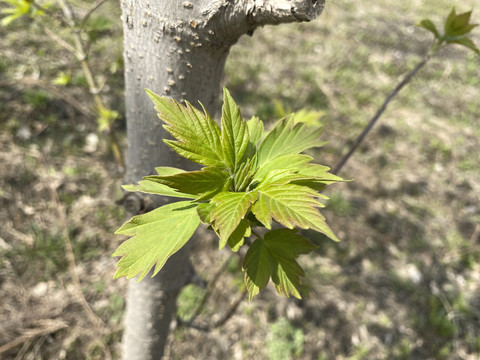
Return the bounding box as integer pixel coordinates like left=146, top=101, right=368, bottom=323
left=332, top=52, right=433, bottom=175
left=178, top=254, right=245, bottom=331
left=79, top=0, right=110, bottom=27
left=250, top=228, right=263, bottom=239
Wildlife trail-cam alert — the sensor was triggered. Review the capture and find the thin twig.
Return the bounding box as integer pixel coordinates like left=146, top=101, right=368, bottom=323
left=187, top=254, right=233, bottom=325
left=79, top=0, right=110, bottom=26
left=470, top=224, right=480, bottom=244
left=178, top=291, right=246, bottom=332
left=210, top=291, right=245, bottom=329
left=43, top=26, right=78, bottom=56
left=177, top=253, right=246, bottom=331
left=332, top=54, right=431, bottom=175
left=0, top=320, right=68, bottom=355
left=56, top=0, right=76, bottom=25
left=30, top=0, right=71, bottom=27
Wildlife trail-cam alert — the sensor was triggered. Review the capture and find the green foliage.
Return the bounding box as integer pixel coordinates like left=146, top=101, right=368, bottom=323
left=114, top=88, right=343, bottom=299
left=419, top=8, right=479, bottom=55
left=113, top=201, right=200, bottom=280
left=97, top=104, right=119, bottom=132
left=52, top=71, right=72, bottom=86
left=244, top=229, right=317, bottom=299
left=0, top=0, right=42, bottom=26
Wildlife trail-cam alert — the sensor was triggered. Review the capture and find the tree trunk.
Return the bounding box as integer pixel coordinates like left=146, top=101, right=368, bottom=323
left=120, top=1, right=325, bottom=359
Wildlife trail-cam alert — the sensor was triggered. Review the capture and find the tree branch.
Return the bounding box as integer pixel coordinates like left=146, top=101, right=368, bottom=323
left=332, top=54, right=431, bottom=175
left=202, top=0, right=325, bottom=44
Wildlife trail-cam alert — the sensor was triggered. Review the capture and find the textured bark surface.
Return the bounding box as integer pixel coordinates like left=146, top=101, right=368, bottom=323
left=120, top=1, right=325, bottom=359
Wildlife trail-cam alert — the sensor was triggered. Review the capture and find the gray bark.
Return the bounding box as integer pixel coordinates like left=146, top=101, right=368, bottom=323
left=119, top=1, right=325, bottom=359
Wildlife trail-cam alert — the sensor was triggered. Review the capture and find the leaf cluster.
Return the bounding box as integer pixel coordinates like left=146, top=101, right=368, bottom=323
left=0, top=0, right=44, bottom=26
left=419, top=8, right=479, bottom=55
left=113, top=88, right=344, bottom=300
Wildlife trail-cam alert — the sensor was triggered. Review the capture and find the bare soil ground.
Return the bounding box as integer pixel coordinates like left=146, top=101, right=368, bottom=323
left=1, top=0, right=479, bottom=359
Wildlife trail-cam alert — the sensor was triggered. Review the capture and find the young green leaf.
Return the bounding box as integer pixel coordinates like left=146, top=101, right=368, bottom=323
left=270, top=256, right=305, bottom=299
left=113, top=201, right=200, bottom=280
left=144, top=167, right=230, bottom=201
left=221, top=88, right=250, bottom=172
left=122, top=166, right=196, bottom=198
left=122, top=180, right=197, bottom=199
left=418, top=19, right=440, bottom=38
left=264, top=229, right=317, bottom=258
left=233, top=155, right=257, bottom=191
left=227, top=218, right=250, bottom=252
left=446, top=36, right=480, bottom=54
left=257, top=117, right=326, bottom=168
left=253, top=154, right=313, bottom=183
left=0, top=0, right=31, bottom=26
left=154, top=166, right=187, bottom=176
left=444, top=8, right=458, bottom=35
left=244, top=116, right=264, bottom=160
left=114, top=87, right=344, bottom=300
left=243, top=229, right=317, bottom=299
left=445, top=9, right=474, bottom=37
left=210, top=191, right=258, bottom=249
left=254, top=169, right=312, bottom=189
left=247, top=116, right=264, bottom=146
left=196, top=202, right=216, bottom=224
left=292, top=164, right=345, bottom=190
left=251, top=184, right=339, bottom=242
left=292, top=108, right=326, bottom=127
left=243, top=238, right=274, bottom=300
left=146, top=89, right=224, bottom=167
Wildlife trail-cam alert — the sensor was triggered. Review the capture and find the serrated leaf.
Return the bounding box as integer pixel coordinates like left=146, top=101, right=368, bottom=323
left=253, top=154, right=313, bottom=182
left=146, top=89, right=224, bottom=167
left=292, top=164, right=345, bottom=190
left=247, top=116, right=264, bottom=146
left=221, top=88, right=250, bottom=172
left=0, top=0, right=30, bottom=26
left=451, top=10, right=472, bottom=32
left=154, top=166, right=186, bottom=176
left=113, top=201, right=200, bottom=280
left=227, top=218, right=250, bottom=252
left=444, top=9, right=478, bottom=37
left=264, top=229, right=317, bottom=258
left=447, top=36, right=480, bottom=54
left=243, top=238, right=274, bottom=300
left=255, top=169, right=314, bottom=189
left=271, top=257, right=305, bottom=298
left=444, top=24, right=478, bottom=39
left=251, top=184, right=339, bottom=242
left=233, top=155, right=257, bottom=191
left=248, top=229, right=316, bottom=299
left=418, top=19, right=439, bottom=38
left=444, top=8, right=457, bottom=35
left=122, top=180, right=196, bottom=199
left=122, top=166, right=194, bottom=198
left=211, top=191, right=258, bottom=249
left=243, top=229, right=317, bottom=299
left=293, top=108, right=326, bottom=127
left=197, top=202, right=216, bottom=224
left=144, top=167, right=230, bottom=201
left=257, top=117, right=325, bottom=168
left=246, top=211, right=264, bottom=227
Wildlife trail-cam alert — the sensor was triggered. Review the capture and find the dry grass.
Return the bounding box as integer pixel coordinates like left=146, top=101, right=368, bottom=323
left=1, top=0, right=479, bottom=359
